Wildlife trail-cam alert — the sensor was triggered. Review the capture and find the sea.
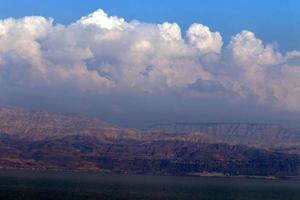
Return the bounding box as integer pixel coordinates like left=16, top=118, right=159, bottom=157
left=0, top=170, right=299, bottom=200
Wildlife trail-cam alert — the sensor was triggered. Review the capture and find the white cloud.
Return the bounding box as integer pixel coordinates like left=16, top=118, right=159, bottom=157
left=187, top=23, right=223, bottom=54
left=226, top=31, right=300, bottom=110
left=158, top=22, right=181, bottom=41
left=228, top=31, right=282, bottom=66
left=0, top=9, right=300, bottom=112
left=78, top=9, right=125, bottom=30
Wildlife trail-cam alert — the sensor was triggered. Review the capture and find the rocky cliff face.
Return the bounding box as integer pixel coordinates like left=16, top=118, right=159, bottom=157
left=0, top=106, right=299, bottom=177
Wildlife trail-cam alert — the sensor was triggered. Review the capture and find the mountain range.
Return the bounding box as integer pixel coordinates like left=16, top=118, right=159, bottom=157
left=0, top=106, right=299, bottom=177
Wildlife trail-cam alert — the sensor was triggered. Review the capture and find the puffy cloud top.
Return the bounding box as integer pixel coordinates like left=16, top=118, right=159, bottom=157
left=78, top=9, right=125, bottom=30
left=0, top=9, right=300, bottom=112
left=158, top=22, right=182, bottom=41
left=187, top=23, right=223, bottom=54
left=228, top=31, right=282, bottom=66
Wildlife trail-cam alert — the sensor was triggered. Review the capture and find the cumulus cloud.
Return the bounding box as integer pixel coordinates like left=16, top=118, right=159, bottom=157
left=225, top=31, right=300, bottom=110
left=78, top=9, right=125, bottom=30
left=187, top=23, right=223, bottom=54
left=0, top=9, right=300, bottom=112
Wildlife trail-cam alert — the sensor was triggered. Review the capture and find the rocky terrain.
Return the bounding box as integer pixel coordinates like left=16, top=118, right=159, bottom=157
left=148, top=122, right=300, bottom=154
left=0, top=106, right=299, bottom=177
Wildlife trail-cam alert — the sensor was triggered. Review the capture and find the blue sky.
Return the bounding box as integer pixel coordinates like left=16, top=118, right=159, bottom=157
left=0, top=0, right=299, bottom=52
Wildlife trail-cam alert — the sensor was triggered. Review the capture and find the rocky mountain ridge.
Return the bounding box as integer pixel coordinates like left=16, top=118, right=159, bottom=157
left=148, top=122, right=300, bottom=153
left=0, top=106, right=299, bottom=177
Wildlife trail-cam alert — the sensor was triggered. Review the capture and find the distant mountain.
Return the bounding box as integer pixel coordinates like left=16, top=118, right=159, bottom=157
left=148, top=122, right=300, bottom=154
left=0, top=106, right=141, bottom=140
left=0, top=106, right=299, bottom=177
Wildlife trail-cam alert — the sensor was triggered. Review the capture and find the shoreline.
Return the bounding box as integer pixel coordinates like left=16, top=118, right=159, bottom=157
left=0, top=167, right=298, bottom=180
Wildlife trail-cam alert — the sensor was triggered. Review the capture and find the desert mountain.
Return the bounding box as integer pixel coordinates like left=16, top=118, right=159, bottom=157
left=148, top=122, right=300, bottom=154
left=0, top=106, right=299, bottom=177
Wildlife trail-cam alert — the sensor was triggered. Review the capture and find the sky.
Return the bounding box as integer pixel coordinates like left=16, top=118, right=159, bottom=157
left=0, top=0, right=300, bottom=128
left=1, top=0, right=299, bottom=52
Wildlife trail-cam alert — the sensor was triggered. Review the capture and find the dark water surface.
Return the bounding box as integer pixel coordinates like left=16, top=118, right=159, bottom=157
left=0, top=170, right=299, bottom=200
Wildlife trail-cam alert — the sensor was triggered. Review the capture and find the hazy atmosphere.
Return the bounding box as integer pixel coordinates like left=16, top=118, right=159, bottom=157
left=0, top=0, right=300, bottom=128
